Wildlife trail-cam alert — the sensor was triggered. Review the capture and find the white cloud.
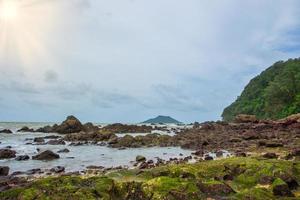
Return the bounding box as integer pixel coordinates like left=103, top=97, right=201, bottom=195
left=0, top=0, right=300, bottom=122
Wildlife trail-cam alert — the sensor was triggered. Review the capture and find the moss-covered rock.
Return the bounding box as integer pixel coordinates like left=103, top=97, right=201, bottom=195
left=1, top=157, right=300, bottom=200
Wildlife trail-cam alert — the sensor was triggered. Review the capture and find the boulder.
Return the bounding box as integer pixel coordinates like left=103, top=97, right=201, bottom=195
left=0, top=129, right=12, bottom=134
left=54, top=116, right=84, bottom=134
left=0, top=166, right=9, bottom=176
left=0, top=149, right=16, bottom=159
left=47, top=139, right=66, bottom=145
left=57, top=148, right=70, bottom=153
left=262, top=153, right=278, bottom=159
left=273, top=178, right=294, bottom=197
left=33, top=137, right=45, bottom=143
left=235, top=114, right=258, bottom=123
left=32, top=150, right=60, bottom=160
left=197, top=181, right=235, bottom=196
left=15, top=155, right=30, bottom=161
left=136, top=155, right=146, bottom=162
left=17, top=126, right=34, bottom=132
left=50, top=166, right=65, bottom=173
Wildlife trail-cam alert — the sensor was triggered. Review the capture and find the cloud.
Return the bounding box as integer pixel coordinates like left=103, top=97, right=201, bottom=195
left=0, top=0, right=300, bottom=122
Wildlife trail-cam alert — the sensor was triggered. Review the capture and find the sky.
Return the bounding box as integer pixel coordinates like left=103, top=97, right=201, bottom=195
left=0, top=0, right=300, bottom=123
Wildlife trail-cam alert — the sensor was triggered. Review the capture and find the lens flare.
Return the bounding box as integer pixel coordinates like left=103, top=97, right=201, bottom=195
left=0, top=0, right=18, bottom=21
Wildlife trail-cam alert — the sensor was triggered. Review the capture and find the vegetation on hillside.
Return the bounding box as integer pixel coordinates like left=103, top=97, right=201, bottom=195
left=222, top=58, right=300, bottom=121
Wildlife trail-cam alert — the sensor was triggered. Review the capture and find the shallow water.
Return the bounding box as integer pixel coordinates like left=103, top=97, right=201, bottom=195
left=0, top=122, right=192, bottom=173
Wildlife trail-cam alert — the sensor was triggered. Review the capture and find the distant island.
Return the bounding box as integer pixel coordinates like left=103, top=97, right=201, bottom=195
left=142, top=115, right=181, bottom=124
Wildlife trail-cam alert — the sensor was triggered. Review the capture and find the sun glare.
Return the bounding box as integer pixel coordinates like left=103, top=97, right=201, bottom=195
left=0, top=0, right=18, bottom=20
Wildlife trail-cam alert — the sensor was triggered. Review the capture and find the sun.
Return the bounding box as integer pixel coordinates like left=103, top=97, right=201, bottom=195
left=0, top=0, right=18, bottom=21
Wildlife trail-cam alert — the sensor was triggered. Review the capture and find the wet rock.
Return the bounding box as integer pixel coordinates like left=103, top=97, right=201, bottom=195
left=192, top=149, right=204, bottom=156
left=50, top=166, right=65, bottom=173
left=57, top=148, right=70, bottom=153
left=273, top=179, right=294, bottom=197
left=0, top=129, right=12, bottom=134
left=197, top=181, right=235, bottom=196
left=25, top=168, right=42, bottom=175
left=86, top=165, right=104, bottom=170
left=0, top=166, right=9, bottom=176
left=216, top=150, right=224, bottom=157
left=204, top=155, right=214, bottom=160
left=33, top=137, right=45, bottom=143
left=15, top=155, right=30, bottom=161
left=279, top=174, right=299, bottom=190
left=262, top=152, right=278, bottom=159
left=17, top=126, right=34, bottom=132
left=32, top=150, right=60, bottom=160
left=47, top=139, right=66, bottom=145
left=0, top=149, right=16, bottom=159
left=136, top=155, right=146, bottom=162
left=54, top=116, right=84, bottom=134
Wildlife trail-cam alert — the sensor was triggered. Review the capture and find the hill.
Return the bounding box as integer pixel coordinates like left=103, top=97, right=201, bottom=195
left=142, top=115, right=181, bottom=124
left=222, top=58, right=300, bottom=121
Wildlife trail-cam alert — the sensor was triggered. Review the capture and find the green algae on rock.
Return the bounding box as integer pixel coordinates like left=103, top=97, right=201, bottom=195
left=1, top=157, right=300, bottom=200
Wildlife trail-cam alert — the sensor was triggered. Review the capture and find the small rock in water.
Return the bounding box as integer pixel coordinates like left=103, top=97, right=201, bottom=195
left=15, top=155, right=30, bottom=161
left=50, top=166, right=65, bottom=173
left=57, top=148, right=70, bottom=153
left=0, top=166, right=9, bottom=176
left=17, top=126, right=34, bottom=132
left=204, top=155, right=214, bottom=161
left=0, top=149, right=16, bottom=159
left=33, top=137, right=45, bottom=143
left=136, top=155, right=146, bottom=162
left=32, top=150, right=60, bottom=160
left=0, top=129, right=13, bottom=134
left=47, top=139, right=66, bottom=145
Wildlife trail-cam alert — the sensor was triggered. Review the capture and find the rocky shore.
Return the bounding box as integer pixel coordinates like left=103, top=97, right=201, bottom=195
left=1, top=114, right=300, bottom=199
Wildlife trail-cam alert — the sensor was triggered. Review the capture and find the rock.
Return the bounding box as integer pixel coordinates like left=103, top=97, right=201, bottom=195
left=54, top=116, right=84, bottom=134
left=33, top=137, right=45, bottom=143
left=204, top=155, right=214, bottom=160
left=17, top=126, right=34, bottom=132
left=0, top=166, right=9, bottom=176
left=197, top=181, right=235, bottom=196
left=101, top=123, right=152, bottom=133
left=273, top=178, right=294, bottom=197
left=47, top=139, right=66, bottom=145
left=15, top=155, right=30, bottom=161
left=192, top=149, right=204, bottom=156
left=258, top=175, right=274, bottom=185
left=32, top=150, right=60, bottom=160
left=262, top=153, right=278, bottom=159
left=57, top=148, right=70, bottom=153
left=235, top=151, right=247, bottom=157
left=265, top=142, right=283, bottom=148
left=242, top=131, right=260, bottom=140
left=0, top=129, right=12, bottom=134
left=279, top=174, right=299, bottom=190
left=216, top=151, right=224, bottom=157
left=0, top=149, right=16, bottom=159
left=86, top=165, right=104, bottom=170
left=50, top=166, right=65, bottom=173
left=290, top=148, right=300, bottom=156
left=235, top=114, right=258, bottom=123
left=136, top=155, right=146, bottom=162
left=25, top=168, right=42, bottom=175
